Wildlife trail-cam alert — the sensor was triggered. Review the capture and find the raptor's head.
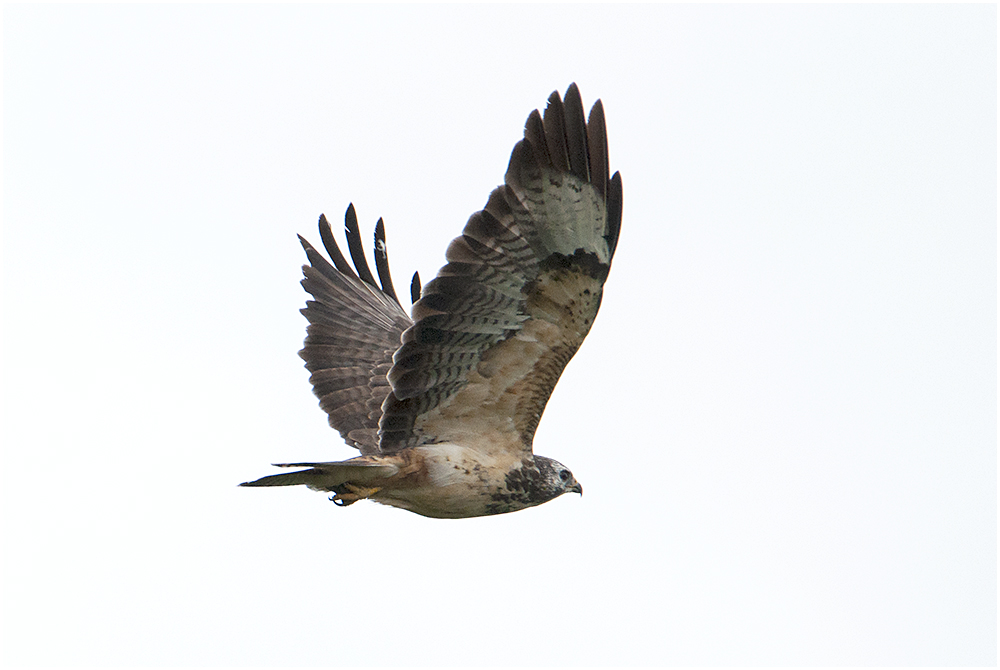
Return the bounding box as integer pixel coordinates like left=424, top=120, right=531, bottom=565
left=486, top=455, right=583, bottom=516
left=532, top=456, right=583, bottom=498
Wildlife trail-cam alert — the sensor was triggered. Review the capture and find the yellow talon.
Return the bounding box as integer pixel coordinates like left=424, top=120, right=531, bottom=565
left=332, top=484, right=382, bottom=506
left=345, top=483, right=381, bottom=498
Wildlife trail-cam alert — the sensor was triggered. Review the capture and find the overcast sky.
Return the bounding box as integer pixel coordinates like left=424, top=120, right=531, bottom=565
left=3, top=4, right=996, bottom=666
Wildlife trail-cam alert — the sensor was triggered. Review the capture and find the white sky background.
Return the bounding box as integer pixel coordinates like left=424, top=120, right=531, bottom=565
left=2, top=4, right=996, bottom=666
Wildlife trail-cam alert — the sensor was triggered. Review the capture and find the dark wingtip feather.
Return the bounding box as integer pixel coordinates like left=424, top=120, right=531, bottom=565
left=523, top=109, right=550, bottom=167
left=318, top=213, right=355, bottom=277
left=373, top=217, right=401, bottom=306
left=298, top=234, right=343, bottom=283
left=344, top=205, right=378, bottom=289
left=586, top=99, right=608, bottom=201
left=410, top=272, right=421, bottom=305
left=562, top=83, right=590, bottom=182
left=606, top=171, right=623, bottom=258
left=542, top=89, right=569, bottom=172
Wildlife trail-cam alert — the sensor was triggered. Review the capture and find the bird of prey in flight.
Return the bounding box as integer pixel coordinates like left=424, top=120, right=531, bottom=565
left=241, top=84, right=622, bottom=518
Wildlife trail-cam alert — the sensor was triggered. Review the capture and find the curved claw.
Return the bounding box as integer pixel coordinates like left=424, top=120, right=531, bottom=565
left=329, top=484, right=381, bottom=507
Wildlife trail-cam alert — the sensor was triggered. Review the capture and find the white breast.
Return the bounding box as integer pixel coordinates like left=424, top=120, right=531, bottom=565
left=373, top=444, right=515, bottom=519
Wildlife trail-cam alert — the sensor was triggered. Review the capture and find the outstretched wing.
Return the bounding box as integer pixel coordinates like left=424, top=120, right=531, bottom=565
left=378, top=83, right=622, bottom=455
left=298, top=205, right=415, bottom=455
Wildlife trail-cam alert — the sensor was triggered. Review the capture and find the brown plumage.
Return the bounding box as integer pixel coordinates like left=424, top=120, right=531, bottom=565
left=242, top=84, right=622, bottom=518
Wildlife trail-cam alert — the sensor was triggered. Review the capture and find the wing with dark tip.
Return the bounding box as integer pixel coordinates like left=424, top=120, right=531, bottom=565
left=378, top=83, right=622, bottom=455
left=410, top=272, right=421, bottom=305
left=373, top=218, right=399, bottom=305
left=298, top=207, right=413, bottom=454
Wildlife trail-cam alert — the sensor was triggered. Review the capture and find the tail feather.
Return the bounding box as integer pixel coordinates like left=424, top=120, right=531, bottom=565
left=239, top=460, right=399, bottom=491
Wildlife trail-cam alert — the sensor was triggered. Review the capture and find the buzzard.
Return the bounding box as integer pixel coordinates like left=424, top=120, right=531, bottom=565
left=241, top=84, right=622, bottom=518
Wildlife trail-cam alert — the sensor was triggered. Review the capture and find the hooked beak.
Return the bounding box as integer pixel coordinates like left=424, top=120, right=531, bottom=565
left=570, top=481, right=583, bottom=496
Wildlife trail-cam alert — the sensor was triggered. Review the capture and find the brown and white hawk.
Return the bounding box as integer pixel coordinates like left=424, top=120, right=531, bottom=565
left=241, top=84, right=622, bottom=518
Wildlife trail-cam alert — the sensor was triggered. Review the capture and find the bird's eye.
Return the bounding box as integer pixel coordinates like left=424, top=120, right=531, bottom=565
left=559, top=470, right=570, bottom=481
